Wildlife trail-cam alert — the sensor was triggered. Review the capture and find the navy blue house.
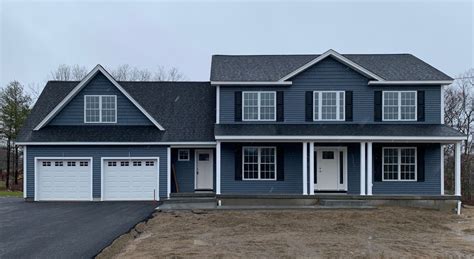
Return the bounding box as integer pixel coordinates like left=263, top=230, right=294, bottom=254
left=17, top=49, right=465, bottom=201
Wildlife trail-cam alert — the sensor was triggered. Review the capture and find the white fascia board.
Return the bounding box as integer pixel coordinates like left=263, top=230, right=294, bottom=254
left=33, top=64, right=165, bottom=131
left=211, top=81, right=292, bottom=86
left=15, top=141, right=217, bottom=146
left=368, top=80, right=453, bottom=85
left=279, top=49, right=385, bottom=82
left=214, top=135, right=465, bottom=142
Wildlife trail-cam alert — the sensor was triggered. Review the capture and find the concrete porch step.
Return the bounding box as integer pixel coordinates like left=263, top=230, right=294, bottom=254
left=319, top=199, right=371, bottom=207
left=170, top=192, right=216, bottom=198
left=163, top=197, right=217, bottom=204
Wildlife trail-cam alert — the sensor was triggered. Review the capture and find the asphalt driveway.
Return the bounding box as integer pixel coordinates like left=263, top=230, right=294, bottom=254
left=0, top=197, right=157, bottom=258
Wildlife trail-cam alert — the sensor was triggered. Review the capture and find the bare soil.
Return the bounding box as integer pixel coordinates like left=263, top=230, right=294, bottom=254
left=98, top=206, right=474, bottom=258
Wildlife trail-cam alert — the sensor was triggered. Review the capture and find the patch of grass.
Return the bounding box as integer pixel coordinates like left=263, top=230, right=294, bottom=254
left=0, top=180, right=22, bottom=197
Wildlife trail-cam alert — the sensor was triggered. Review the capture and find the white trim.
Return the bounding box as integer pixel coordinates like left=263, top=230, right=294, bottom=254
left=302, top=142, right=308, bottom=195
left=34, top=64, right=165, bottom=131
left=279, top=49, right=385, bottom=82
left=242, top=146, right=277, bottom=181
left=216, top=85, right=220, bottom=124
left=216, top=141, right=221, bottom=194
left=309, top=142, right=314, bottom=195
left=455, top=142, right=461, bottom=196
left=177, top=149, right=190, bottom=161
left=23, top=146, right=27, bottom=199
left=242, top=91, right=277, bottom=121
left=382, top=91, right=417, bottom=122
left=368, top=80, right=453, bottom=85
left=194, top=149, right=214, bottom=190
left=367, top=142, right=373, bottom=195
left=167, top=147, right=171, bottom=198
left=313, top=146, right=348, bottom=192
left=381, top=147, right=417, bottom=182
left=441, top=85, right=445, bottom=124
left=440, top=144, right=444, bottom=195
left=34, top=157, right=93, bottom=201
left=215, top=135, right=465, bottom=141
left=360, top=142, right=366, bottom=195
left=16, top=141, right=217, bottom=146
left=84, top=95, right=117, bottom=123
left=211, top=81, right=292, bottom=86
left=313, top=91, right=345, bottom=121
left=101, top=157, right=160, bottom=201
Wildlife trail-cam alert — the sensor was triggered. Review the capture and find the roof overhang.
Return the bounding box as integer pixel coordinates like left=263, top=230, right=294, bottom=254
left=16, top=141, right=217, bottom=146
left=211, top=81, right=292, bottom=86
left=368, top=80, right=454, bottom=85
left=33, top=65, right=165, bottom=131
left=215, top=135, right=464, bottom=143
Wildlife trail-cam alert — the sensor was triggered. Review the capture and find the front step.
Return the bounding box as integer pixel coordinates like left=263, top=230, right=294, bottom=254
left=170, top=192, right=216, bottom=198
left=319, top=199, right=372, bottom=207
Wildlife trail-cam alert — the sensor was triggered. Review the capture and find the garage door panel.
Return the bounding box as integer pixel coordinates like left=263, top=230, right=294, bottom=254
left=103, top=159, right=158, bottom=201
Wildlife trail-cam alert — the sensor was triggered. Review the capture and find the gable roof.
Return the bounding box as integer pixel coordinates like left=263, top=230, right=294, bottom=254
left=33, top=65, right=165, bottom=131
left=210, top=50, right=453, bottom=83
left=17, top=81, right=215, bottom=143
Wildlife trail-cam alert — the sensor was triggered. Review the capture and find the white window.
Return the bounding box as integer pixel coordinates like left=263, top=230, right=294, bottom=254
left=382, top=147, right=417, bottom=181
left=178, top=149, right=190, bottom=161
left=242, top=147, right=276, bottom=180
left=67, top=161, right=76, bottom=167
left=133, top=161, right=142, bottom=166
left=42, top=161, right=51, bottom=166
left=383, top=91, right=417, bottom=121
left=313, top=91, right=345, bottom=121
left=145, top=161, right=154, bottom=166
left=79, top=161, right=88, bottom=166
left=84, top=95, right=117, bottom=123
left=242, top=92, right=276, bottom=121
left=120, top=161, right=129, bottom=166
left=54, top=161, right=63, bottom=167
left=108, top=161, right=117, bottom=167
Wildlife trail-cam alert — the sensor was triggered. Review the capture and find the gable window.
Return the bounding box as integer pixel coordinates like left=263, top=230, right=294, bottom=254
left=383, top=147, right=417, bottom=181
left=383, top=91, right=416, bottom=121
left=84, top=95, right=117, bottom=123
left=242, top=92, right=276, bottom=121
left=242, top=147, right=276, bottom=180
left=178, top=149, right=190, bottom=161
left=313, top=91, right=345, bottom=121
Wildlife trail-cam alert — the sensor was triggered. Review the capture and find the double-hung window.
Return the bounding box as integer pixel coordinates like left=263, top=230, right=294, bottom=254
left=242, top=147, right=276, bottom=180
left=242, top=92, right=276, bottom=121
left=382, top=147, right=417, bottom=181
left=382, top=91, right=416, bottom=121
left=84, top=95, right=117, bottom=123
left=313, top=91, right=345, bottom=121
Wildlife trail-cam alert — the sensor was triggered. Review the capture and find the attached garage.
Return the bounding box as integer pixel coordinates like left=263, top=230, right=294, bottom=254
left=102, top=158, right=159, bottom=201
left=35, top=158, right=93, bottom=201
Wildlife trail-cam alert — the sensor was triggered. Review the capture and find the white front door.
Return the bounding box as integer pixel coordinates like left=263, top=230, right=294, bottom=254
left=195, top=150, right=213, bottom=190
left=315, top=148, right=347, bottom=191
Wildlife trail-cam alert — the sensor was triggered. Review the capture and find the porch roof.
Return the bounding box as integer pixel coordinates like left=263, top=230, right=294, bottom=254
left=214, top=124, right=465, bottom=142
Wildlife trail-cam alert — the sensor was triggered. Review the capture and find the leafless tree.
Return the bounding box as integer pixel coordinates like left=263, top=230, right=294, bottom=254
left=154, top=66, right=186, bottom=81
left=112, top=65, right=184, bottom=81
left=50, top=64, right=87, bottom=81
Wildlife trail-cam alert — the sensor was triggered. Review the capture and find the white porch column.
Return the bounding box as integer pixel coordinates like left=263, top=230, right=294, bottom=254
left=367, top=142, right=373, bottom=195
left=440, top=144, right=444, bottom=195
left=360, top=142, right=366, bottom=195
left=216, top=141, right=221, bottom=195
left=455, top=142, right=461, bottom=196
left=302, top=142, right=308, bottom=195
left=167, top=146, right=171, bottom=199
left=309, top=142, right=315, bottom=195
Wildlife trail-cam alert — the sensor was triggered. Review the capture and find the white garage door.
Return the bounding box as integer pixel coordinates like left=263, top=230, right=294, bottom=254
left=103, top=158, right=159, bottom=201
left=36, top=158, right=92, bottom=201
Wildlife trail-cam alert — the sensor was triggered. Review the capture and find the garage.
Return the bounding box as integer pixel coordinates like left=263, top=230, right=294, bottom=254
left=102, top=158, right=159, bottom=201
left=35, top=158, right=92, bottom=201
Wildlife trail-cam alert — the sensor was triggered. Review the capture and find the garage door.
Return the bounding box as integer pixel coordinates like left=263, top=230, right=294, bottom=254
left=36, top=158, right=92, bottom=201
left=103, top=158, right=159, bottom=201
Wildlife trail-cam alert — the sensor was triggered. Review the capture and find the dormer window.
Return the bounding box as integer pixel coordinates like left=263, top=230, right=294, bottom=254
left=84, top=95, right=117, bottom=123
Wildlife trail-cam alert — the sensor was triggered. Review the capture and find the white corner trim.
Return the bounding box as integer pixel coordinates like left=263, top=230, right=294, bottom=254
left=210, top=81, right=292, bottom=86
left=33, top=64, right=165, bottom=131
left=441, top=85, right=445, bottom=124
left=216, top=85, right=220, bottom=124
left=23, top=146, right=27, bottom=199
left=368, top=80, right=453, bottom=85
left=279, top=49, right=385, bottom=82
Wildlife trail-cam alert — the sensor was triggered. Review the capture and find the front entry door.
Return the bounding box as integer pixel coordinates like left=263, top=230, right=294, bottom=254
left=315, top=148, right=346, bottom=191
left=195, top=150, right=214, bottom=190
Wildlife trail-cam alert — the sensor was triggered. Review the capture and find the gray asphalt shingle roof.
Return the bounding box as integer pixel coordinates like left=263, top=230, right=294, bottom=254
left=18, top=80, right=215, bottom=143
left=214, top=124, right=464, bottom=138
left=210, top=54, right=453, bottom=82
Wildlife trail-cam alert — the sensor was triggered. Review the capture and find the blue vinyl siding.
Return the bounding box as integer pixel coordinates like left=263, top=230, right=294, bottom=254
left=49, top=73, right=153, bottom=126
left=171, top=148, right=216, bottom=193
left=221, top=143, right=302, bottom=194
left=219, top=57, right=442, bottom=124
left=25, top=145, right=168, bottom=199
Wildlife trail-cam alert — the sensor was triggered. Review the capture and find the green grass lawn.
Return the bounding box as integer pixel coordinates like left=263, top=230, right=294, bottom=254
left=0, top=180, right=23, bottom=197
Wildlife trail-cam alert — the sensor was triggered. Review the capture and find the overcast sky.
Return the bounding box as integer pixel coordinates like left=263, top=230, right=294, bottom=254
left=1, top=0, right=473, bottom=90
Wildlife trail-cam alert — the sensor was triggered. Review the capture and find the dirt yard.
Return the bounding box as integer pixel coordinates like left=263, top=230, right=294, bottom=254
left=98, top=206, right=474, bottom=258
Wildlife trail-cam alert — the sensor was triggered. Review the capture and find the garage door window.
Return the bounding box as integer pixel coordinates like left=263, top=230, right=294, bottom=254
left=42, top=161, right=51, bottom=166
left=133, top=161, right=142, bottom=166
left=108, top=161, right=117, bottom=166
left=55, top=161, right=63, bottom=167
left=145, top=161, right=154, bottom=166
left=120, top=161, right=129, bottom=166
left=80, top=161, right=88, bottom=166
left=67, top=161, right=76, bottom=166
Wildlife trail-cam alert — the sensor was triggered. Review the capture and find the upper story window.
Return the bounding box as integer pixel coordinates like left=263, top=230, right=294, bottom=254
left=383, top=91, right=416, bottom=121
left=313, top=91, right=345, bottom=121
left=84, top=95, right=117, bottom=123
left=242, top=91, right=276, bottom=121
